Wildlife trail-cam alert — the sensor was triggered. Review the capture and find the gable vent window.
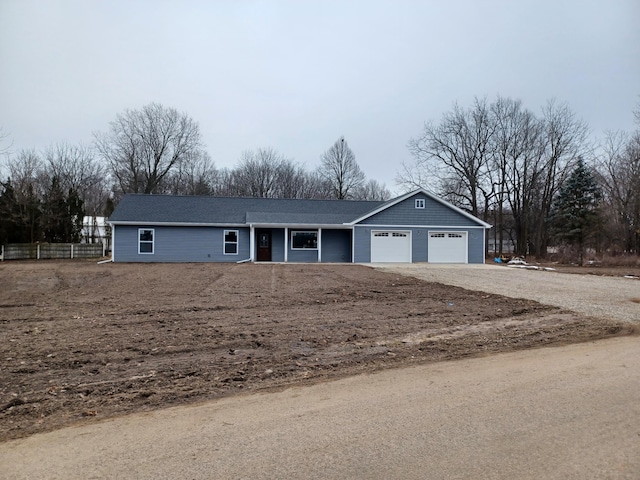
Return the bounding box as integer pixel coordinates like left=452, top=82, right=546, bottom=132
left=415, top=199, right=425, bottom=209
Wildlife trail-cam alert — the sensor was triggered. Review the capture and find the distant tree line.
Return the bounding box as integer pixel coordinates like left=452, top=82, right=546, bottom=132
left=2, top=98, right=639, bottom=264
left=398, top=95, right=640, bottom=262
left=0, top=104, right=390, bottom=245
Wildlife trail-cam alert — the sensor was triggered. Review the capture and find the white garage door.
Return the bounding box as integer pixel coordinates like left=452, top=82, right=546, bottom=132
left=371, top=231, right=411, bottom=262
left=428, top=232, right=468, bottom=263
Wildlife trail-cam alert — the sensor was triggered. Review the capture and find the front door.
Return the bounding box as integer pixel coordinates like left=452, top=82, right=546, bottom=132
left=257, top=230, right=272, bottom=261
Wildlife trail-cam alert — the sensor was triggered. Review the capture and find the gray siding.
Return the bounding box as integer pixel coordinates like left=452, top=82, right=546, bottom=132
left=353, top=226, right=371, bottom=263
left=320, top=229, right=351, bottom=263
left=359, top=193, right=480, bottom=227
left=466, top=228, right=485, bottom=263
left=271, top=229, right=285, bottom=262
left=288, top=248, right=318, bottom=262
left=113, top=225, right=250, bottom=262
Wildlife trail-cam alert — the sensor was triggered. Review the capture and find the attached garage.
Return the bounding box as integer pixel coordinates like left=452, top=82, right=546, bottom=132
left=370, top=231, right=411, bottom=263
left=428, top=232, right=468, bottom=263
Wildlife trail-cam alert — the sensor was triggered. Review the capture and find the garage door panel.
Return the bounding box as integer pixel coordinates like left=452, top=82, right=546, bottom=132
left=428, top=232, right=467, bottom=263
left=371, top=231, right=411, bottom=263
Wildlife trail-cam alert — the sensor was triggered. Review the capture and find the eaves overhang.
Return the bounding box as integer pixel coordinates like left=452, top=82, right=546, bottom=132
left=108, top=221, right=248, bottom=228
left=248, top=223, right=353, bottom=229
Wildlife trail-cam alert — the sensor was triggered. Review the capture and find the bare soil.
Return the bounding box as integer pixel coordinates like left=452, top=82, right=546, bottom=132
left=0, top=261, right=632, bottom=441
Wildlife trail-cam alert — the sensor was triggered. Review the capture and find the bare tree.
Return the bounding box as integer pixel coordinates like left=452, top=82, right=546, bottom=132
left=0, top=126, right=12, bottom=158
left=94, top=103, right=203, bottom=195
left=166, top=151, right=217, bottom=196
left=355, top=179, right=391, bottom=201
left=318, top=136, right=365, bottom=199
left=530, top=100, right=590, bottom=257
left=401, top=96, right=590, bottom=258
left=44, top=142, right=109, bottom=215
left=273, top=159, right=313, bottom=199
left=6, top=149, right=47, bottom=199
left=230, top=148, right=287, bottom=198
left=4, top=149, right=47, bottom=242
left=404, top=98, right=496, bottom=217
left=489, top=96, right=547, bottom=256
left=598, top=130, right=640, bottom=253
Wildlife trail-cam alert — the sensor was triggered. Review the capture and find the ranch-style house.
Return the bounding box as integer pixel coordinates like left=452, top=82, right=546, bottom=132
left=107, top=189, right=491, bottom=263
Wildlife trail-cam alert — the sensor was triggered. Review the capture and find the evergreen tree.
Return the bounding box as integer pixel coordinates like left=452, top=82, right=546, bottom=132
left=550, top=158, right=601, bottom=265
left=20, top=183, right=42, bottom=243
left=0, top=181, right=23, bottom=243
left=42, top=176, right=69, bottom=242
left=66, top=187, right=84, bottom=243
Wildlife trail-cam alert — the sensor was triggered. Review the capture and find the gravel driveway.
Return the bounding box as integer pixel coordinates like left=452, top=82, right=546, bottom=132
left=373, top=264, right=640, bottom=324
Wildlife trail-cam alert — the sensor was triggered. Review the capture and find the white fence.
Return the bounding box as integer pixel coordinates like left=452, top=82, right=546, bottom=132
left=0, top=243, right=105, bottom=261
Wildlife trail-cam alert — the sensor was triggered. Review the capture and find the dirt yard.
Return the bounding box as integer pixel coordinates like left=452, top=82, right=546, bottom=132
left=0, top=261, right=632, bottom=441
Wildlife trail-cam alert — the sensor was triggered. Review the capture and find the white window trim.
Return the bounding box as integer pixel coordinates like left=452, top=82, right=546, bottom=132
left=223, top=229, right=239, bottom=255
left=415, top=198, right=425, bottom=209
left=291, top=230, right=318, bottom=250
left=138, top=228, right=154, bottom=255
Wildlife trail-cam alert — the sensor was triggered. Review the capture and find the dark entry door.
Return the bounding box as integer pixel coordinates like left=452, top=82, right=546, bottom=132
left=257, top=230, right=272, bottom=261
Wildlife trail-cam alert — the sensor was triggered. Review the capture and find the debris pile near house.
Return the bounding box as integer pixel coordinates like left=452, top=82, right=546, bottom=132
left=506, top=257, right=556, bottom=271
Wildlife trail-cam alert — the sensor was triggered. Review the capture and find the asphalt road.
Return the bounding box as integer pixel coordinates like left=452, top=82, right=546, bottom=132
left=2, top=266, right=639, bottom=479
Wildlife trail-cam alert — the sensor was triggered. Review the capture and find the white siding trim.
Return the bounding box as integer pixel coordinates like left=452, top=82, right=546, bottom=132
left=111, top=224, right=116, bottom=262
left=249, top=225, right=255, bottom=261
left=284, top=227, right=288, bottom=262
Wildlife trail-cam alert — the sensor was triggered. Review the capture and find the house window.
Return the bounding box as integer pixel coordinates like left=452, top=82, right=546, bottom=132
left=224, top=230, right=238, bottom=254
left=415, top=198, right=425, bottom=209
left=138, top=228, right=154, bottom=254
left=448, top=233, right=463, bottom=238
left=291, top=230, right=318, bottom=249
left=430, top=233, right=445, bottom=238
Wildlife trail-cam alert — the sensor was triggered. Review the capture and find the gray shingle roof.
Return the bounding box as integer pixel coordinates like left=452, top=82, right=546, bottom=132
left=108, top=194, right=385, bottom=226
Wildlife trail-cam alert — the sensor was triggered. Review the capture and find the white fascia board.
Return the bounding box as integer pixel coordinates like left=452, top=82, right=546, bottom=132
left=348, top=188, right=492, bottom=229
left=108, top=221, right=247, bottom=228
left=250, top=223, right=353, bottom=230
left=355, top=224, right=489, bottom=229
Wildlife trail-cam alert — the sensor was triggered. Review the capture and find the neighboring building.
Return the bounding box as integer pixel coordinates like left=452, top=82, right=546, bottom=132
left=107, top=189, right=491, bottom=263
left=82, top=216, right=109, bottom=250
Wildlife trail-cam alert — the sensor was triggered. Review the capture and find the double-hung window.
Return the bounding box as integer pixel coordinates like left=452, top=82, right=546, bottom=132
left=224, top=230, right=238, bottom=255
left=138, top=228, right=154, bottom=254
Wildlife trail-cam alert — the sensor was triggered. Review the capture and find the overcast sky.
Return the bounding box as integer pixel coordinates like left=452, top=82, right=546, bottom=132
left=1, top=0, right=638, bottom=193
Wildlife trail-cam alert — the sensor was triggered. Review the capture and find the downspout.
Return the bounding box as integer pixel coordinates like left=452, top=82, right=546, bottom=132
left=284, top=227, right=288, bottom=262
left=249, top=224, right=255, bottom=262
